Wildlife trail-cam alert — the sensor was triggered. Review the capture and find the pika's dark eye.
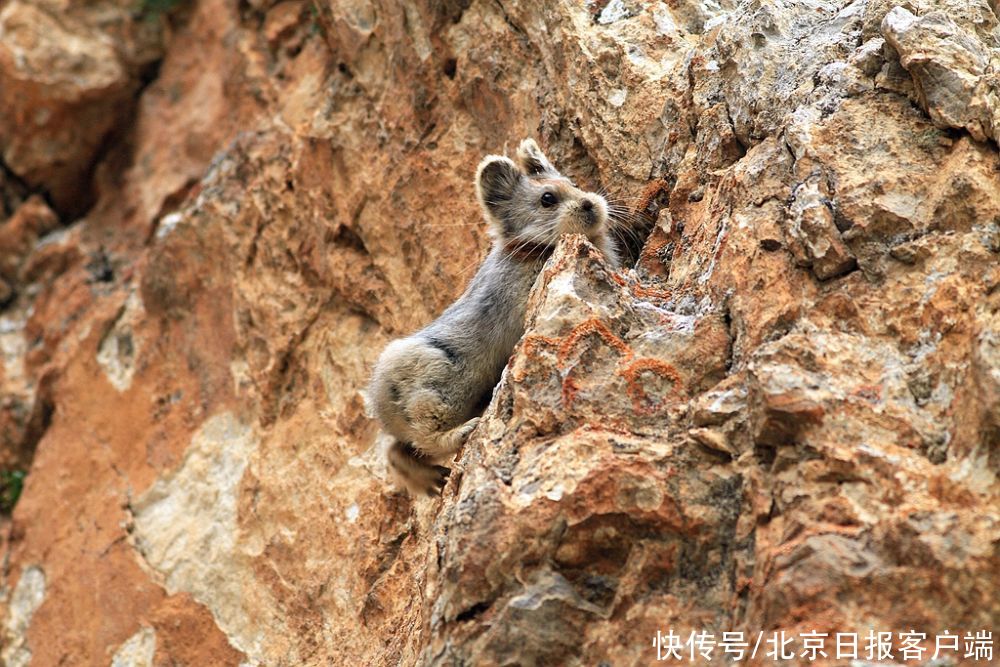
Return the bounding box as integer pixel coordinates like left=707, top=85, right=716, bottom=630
left=540, top=192, right=558, bottom=208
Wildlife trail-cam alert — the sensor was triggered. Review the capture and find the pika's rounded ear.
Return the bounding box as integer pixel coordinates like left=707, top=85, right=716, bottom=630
left=476, top=156, right=521, bottom=221
left=515, top=138, right=558, bottom=177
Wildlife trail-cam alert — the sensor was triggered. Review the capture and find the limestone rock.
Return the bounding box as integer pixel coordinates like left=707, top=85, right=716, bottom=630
left=882, top=2, right=1000, bottom=144
left=0, top=0, right=164, bottom=215
left=0, top=196, right=59, bottom=287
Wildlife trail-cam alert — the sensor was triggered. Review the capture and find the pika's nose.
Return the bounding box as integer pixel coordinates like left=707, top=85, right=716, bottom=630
left=580, top=199, right=598, bottom=226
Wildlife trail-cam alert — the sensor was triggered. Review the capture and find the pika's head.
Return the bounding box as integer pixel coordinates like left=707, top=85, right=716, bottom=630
left=475, top=139, right=609, bottom=249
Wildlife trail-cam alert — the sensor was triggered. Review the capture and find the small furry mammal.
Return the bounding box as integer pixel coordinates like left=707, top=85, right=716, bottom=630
left=369, top=139, right=619, bottom=495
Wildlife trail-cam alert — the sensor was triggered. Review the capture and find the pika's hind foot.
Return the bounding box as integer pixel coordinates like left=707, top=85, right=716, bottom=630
left=388, top=441, right=451, bottom=496
left=418, top=416, right=481, bottom=459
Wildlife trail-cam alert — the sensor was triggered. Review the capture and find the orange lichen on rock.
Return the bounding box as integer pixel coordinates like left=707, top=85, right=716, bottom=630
left=634, top=178, right=671, bottom=218
left=556, top=318, right=633, bottom=367
left=621, top=358, right=684, bottom=415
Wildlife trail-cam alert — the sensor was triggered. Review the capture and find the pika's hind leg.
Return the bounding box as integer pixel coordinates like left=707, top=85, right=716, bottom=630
left=387, top=441, right=451, bottom=496
left=387, top=416, right=479, bottom=496
left=403, top=386, right=481, bottom=458
left=413, top=416, right=481, bottom=459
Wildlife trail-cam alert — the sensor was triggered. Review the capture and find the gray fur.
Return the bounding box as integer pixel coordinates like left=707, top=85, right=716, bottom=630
left=369, top=139, right=619, bottom=495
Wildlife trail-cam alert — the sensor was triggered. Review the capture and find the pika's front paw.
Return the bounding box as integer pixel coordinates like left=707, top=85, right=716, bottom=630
left=457, top=417, right=480, bottom=442
left=387, top=441, right=450, bottom=496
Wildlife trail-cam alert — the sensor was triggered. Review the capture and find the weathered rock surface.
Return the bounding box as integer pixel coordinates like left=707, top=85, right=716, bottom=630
left=0, top=0, right=166, bottom=216
left=0, top=0, right=998, bottom=665
left=882, top=0, right=1000, bottom=144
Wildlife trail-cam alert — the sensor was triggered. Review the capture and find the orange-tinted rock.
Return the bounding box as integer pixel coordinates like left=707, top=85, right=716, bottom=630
left=0, top=0, right=163, bottom=216
left=0, top=196, right=59, bottom=283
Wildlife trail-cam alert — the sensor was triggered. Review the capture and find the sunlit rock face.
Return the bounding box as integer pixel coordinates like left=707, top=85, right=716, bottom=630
left=0, top=0, right=998, bottom=664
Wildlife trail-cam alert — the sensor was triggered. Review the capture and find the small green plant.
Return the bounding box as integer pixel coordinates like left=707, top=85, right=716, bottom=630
left=309, top=1, right=324, bottom=37
left=138, top=0, right=184, bottom=22
left=914, top=126, right=947, bottom=151
left=0, top=469, right=26, bottom=513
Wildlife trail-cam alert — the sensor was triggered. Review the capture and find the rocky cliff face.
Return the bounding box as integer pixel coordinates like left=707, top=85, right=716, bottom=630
left=0, top=0, right=998, bottom=665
